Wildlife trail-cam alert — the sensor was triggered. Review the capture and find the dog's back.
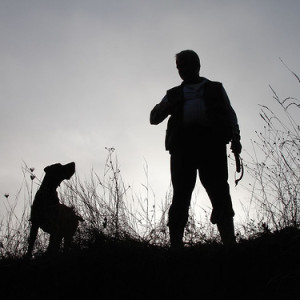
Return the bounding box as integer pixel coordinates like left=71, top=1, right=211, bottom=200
left=58, top=204, right=84, bottom=238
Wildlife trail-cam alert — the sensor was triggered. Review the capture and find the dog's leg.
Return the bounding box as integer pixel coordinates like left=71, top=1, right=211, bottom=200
left=63, top=217, right=81, bottom=252
left=26, top=224, right=39, bottom=257
left=47, top=233, right=62, bottom=255
left=63, top=235, right=73, bottom=253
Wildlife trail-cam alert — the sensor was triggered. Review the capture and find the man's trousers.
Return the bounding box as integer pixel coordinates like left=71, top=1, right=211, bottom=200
left=168, top=142, right=235, bottom=246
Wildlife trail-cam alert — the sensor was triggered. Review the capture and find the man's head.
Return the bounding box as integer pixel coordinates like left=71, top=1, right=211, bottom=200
left=175, top=50, right=201, bottom=83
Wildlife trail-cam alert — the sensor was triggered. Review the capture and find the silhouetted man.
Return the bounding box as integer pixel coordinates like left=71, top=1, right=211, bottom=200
left=150, top=50, right=241, bottom=248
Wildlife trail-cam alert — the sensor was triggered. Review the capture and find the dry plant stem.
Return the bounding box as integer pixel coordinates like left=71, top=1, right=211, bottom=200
left=245, top=65, right=300, bottom=231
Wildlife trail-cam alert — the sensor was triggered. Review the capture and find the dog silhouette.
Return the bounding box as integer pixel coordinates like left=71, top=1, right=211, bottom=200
left=27, top=162, right=83, bottom=257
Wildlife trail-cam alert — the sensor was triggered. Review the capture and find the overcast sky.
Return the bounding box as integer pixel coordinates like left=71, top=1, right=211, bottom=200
left=1, top=0, right=300, bottom=222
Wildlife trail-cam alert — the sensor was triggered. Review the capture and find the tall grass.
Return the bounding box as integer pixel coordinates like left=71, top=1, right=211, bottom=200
left=245, top=63, right=300, bottom=231
left=60, top=147, right=219, bottom=247
left=0, top=165, right=48, bottom=258
left=62, top=147, right=171, bottom=244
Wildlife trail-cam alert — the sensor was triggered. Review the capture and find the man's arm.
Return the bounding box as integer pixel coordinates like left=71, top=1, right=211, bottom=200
left=150, top=95, right=172, bottom=125
left=220, top=85, right=242, bottom=154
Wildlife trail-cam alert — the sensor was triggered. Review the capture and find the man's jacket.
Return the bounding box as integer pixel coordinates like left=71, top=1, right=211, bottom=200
left=150, top=78, right=240, bottom=153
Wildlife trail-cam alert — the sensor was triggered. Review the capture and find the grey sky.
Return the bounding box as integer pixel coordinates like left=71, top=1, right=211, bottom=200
left=1, top=0, right=299, bottom=220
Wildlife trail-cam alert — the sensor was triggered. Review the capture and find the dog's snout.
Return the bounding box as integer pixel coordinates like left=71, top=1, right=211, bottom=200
left=64, top=162, right=75, bottom=179
left=65, top=162, right=75, bottom=171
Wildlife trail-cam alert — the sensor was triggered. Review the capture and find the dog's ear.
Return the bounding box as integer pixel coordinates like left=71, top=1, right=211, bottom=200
left=44, top=163, right=61, bottom=174
left=44, top=166, right=51, bottom=173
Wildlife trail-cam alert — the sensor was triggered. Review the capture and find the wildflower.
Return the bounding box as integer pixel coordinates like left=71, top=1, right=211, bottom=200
left=105, top=147, right=115, bottom=152
left=30, top=175, right=35, bottom=180
left=4, top=194, right=9, bottom=198
left=103, top=217, right=107, bottom=228
left=30, top=167, right=35, bottom=172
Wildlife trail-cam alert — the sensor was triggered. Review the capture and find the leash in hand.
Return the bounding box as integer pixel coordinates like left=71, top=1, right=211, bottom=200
left=234, top=153, right=244, bottom=186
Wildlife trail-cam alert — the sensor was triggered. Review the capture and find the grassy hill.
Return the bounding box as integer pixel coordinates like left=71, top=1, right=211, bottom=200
left=1, top=227, right=300, bottom=300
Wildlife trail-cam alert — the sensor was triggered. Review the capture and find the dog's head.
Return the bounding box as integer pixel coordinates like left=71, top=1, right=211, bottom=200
left=43, top=162, right=75, bottom=187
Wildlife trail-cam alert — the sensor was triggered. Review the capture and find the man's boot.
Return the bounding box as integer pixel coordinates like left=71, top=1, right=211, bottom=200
left=217, top=217, right=236, bottom=246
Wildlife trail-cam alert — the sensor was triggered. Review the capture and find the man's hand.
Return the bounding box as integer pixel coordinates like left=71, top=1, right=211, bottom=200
left=159, top=100, right=172, bottom=113
left=231, top=139, right=242, bottom=155
left=150, top=100, right=172, bottom=125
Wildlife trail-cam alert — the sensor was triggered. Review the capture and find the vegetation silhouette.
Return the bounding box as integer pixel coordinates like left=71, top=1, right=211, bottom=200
left=0, top=62, right=299, bottom=299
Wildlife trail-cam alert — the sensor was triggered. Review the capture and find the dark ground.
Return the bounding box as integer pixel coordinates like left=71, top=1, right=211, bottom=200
left=1, top=227, right=300, bottom=300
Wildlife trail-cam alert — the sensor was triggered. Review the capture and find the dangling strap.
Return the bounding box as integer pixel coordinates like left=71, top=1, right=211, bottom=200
left=234, top=153, right=244, bottom=186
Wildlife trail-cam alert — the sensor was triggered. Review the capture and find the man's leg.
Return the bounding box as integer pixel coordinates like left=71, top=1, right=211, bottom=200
left=169, top=151, right=197, bottom=248
left=217, top=217, right=236, bottom=246
left=198, top=144, right=236, bottom=245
